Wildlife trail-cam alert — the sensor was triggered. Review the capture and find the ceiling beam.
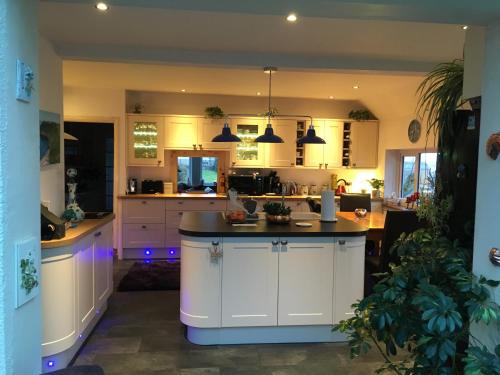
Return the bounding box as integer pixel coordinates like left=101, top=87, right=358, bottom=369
left=55, top=43, right=437, bottom=73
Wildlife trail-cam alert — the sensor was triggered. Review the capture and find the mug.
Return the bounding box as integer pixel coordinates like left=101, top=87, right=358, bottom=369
left=300, top=185, right=309, bottom=195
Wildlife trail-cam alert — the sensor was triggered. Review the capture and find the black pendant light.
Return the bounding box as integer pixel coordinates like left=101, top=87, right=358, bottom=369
left=255, top=67, right=284, bottom=143
left=297, top=120, right=326, bottom=144
left=211, top=121, right=241, bottom=142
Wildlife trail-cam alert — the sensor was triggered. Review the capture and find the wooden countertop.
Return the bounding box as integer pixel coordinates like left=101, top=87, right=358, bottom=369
left=42, top=214, right=115, bottom=249
left=336, top=211, right=386, bottom=231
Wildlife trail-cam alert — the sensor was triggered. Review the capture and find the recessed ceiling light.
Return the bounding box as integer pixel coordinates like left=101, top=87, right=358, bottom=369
left=257, top=92, right=261, bottom=96
left=462, top=25, right=469, bottom=30
left=353, top=85, right=359, bottom=89
left=329, top=95, right=334, bottom=99
left=95, top=2, right=109, bottom=11
left=286, top=13, right=297, bottom=22
left=181, top=89, right=186, bottom=92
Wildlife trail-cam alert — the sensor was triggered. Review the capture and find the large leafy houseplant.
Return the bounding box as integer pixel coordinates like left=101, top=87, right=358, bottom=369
left=416, top=59, right=464, bottom=138
left=333, top=193, right=500, bottom=374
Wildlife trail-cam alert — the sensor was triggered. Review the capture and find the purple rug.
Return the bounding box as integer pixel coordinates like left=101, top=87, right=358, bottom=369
left=117, top=261, right=180, bottom=291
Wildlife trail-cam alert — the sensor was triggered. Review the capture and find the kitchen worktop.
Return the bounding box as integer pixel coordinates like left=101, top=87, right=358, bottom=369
left=118, top=193, right=323, bottom=200
left=178, top=211, right=368, bottom=237
left=42, top=213, right=115, bottom=249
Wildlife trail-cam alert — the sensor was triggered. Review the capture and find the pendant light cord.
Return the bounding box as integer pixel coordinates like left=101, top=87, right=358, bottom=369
left=268, top=69, right=272, bottom=124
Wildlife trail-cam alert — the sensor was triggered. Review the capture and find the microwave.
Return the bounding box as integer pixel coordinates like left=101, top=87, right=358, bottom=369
left=227, top=174, right=265, bottom=196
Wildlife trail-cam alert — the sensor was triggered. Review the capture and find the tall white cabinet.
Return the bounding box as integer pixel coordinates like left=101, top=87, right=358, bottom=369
left=304, top=119, right=343, bottom=169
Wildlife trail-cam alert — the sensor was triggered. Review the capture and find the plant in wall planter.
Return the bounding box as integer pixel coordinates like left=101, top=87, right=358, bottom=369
left=367, top=178, right=384, bottom=199
left=333, top=193, right=500, bottom=374
left=205, top=106, right=225, bottom=119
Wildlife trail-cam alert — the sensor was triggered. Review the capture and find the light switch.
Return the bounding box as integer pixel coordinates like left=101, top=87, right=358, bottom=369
left=15, top=237, right=39, bottom=308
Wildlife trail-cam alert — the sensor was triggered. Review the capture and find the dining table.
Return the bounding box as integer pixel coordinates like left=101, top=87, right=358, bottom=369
left=336, top=210, right=386, bottom=254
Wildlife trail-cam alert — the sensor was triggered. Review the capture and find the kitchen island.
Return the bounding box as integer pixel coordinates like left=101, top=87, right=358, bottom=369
left=179, top=211, right=368, bottom=345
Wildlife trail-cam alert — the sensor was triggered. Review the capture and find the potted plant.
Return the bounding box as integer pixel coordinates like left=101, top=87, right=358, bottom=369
left=263, top=201, right=292, bottom=225
left=349, top=109, right=376, bottom=121
left=368, top=178, right=384, bottom=199
left=333, top=193, right=500, bottom=374
left=205, top=106, right=225, bottom=119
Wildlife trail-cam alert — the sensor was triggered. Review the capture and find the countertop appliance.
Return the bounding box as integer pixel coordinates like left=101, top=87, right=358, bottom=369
left=227, top=174, right=265, bottom=195
left=141, top=179, right=164, bottom=194
left=128, top=178, right=138, bottom=194
left=335, top=179, right=347, bottom=196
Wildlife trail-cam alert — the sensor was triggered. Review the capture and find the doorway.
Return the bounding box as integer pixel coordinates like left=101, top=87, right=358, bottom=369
left=64, top=121, right=114, bottom=213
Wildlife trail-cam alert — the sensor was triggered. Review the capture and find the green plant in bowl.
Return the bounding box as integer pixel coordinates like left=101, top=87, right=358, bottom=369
left=263, top=202, right=292, bottom=224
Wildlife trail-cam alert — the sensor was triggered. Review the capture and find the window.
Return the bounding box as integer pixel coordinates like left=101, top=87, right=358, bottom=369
left=177, top=157, right=218, bottom=192
left=400, top=152, right=437, bottom=197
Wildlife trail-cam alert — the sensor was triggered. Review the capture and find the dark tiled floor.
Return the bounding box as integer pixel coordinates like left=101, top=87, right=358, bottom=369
left=72, top=260, right=385, bottom=374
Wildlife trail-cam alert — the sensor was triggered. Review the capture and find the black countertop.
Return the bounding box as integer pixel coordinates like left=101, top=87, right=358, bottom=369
left=179, top=212, right=368, bottom=237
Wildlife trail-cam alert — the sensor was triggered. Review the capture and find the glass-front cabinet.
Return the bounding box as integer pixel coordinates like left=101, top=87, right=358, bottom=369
left=128, top=115, right=164, bottom=166
left=230, top=117, right=265, bottom=167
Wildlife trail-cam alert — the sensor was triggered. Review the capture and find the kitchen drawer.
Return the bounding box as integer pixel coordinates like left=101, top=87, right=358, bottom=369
left=123, top=200, right=166, bottom=224
left=164, top=200, right=226, bottom=211
left=123, top=223, right=165, bottom=248
left=165, top=228, right=181, bottom=248
left=165, top=211, right=184, bottom=229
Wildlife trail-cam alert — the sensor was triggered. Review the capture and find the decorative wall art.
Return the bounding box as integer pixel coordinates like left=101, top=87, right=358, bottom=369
left=40, top=110, right=61, bottom=167
left=15, top=237, right=39, bottom=308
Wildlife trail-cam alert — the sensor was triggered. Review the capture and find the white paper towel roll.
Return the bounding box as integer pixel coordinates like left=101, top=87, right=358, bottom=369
left=320, top=190, right=336, bottom=222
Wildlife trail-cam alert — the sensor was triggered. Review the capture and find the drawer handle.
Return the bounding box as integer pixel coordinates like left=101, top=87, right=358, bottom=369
left=142, top=201, right=147, bottom=204
left=272, top=240, right=279, bottom=246
left=142, top=225, right=147, bottom=229
left=209, top=201, right=214, bottom=205
left=178, top=212, right=183, bottom=216
left=94, top=231, right=102, bottom=237
left=211, top=241, right=219, bottom=246
left=178, top=201, right=183, bottom=205
left=280, top=240, right=288, bottom=245
left=338, top=240, right=346, bottom=245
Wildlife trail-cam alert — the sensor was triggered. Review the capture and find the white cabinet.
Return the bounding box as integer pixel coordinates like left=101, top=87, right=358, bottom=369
left=198, top=118, right=232, bottom=150
left=333, top=237, right=365, bottom=324
left=127, top=115, right=164, bottom=166
left=42, top=221, right=113, bottom=361
left=322, top=120, right=343, bottom=168
left=123, top=199, right=166, bottom=224
left=221, top=238, right=279, bottom=327
left=180, top=237, right=222, bottom=328
left=230, top=117, right=266, bottom=167
left=268, top=119, right=297, bottom=167
left=123, top=223, right=166, bottom=249
left=278, top=238, right=334, bottom=325
left=164, top=116, right=198, bottom=150
left=94, top=224, right=113, bottom=308
left=349, top=121, right=379, bottom=168
left=304, top=120, right=342, bottom=169
left=76, top=239, right=95, bottom=331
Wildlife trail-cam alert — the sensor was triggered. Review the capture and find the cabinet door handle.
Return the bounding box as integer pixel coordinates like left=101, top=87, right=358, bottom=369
left=272, top=240, right=279, bottom=246
left=141, top=201, right=147, bottom=204
left=142, top=225, right=147, bottom=229
left=211, top=241, right=219, bottom=246
left=280, top=240, right=288, bottom=245
left=209, top=201, right=214, bottom=205
left=319, top=163, right=323, bottom=169
left=325, top=163, right=328, bottom=169
left=94, top=231, right=102, bottom=237
left=193, top=144, right=197, bottom=150
left=178, top=201, right=183, bottom=205
left=198, top=144, right=203, bottom=149
left=338, top=239, right=346, bottom=245
left=178, top=212, right=183, bottom=216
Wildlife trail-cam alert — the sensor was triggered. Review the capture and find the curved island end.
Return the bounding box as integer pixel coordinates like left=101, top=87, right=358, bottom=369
left=178, top=211, right=368, bottom=345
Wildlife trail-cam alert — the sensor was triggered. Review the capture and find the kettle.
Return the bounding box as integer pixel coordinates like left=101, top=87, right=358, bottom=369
left=335, top=179, right=347, bottom=196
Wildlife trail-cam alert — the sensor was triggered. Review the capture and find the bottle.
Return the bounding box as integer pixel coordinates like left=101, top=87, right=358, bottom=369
left=219, top=173, right=226, bottom=194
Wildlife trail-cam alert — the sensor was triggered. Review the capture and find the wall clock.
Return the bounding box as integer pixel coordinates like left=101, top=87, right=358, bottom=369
left=408, top=119, right=421, bottom=143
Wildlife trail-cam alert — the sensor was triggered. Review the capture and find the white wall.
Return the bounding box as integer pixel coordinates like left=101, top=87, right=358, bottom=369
left=39, top=37, right=64, bottom=215
left=471, top=20, right=500, bottom=352
left=0, top=1, right=41, bottom=374
left=463, top=27, right=485, bottom=100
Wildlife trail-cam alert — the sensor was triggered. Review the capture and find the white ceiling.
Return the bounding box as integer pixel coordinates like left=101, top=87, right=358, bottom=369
left=40, top=1, right=467, bottom=72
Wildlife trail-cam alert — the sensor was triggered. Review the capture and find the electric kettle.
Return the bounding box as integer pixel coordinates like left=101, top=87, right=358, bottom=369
left=335, top=179, right=347, bottom=196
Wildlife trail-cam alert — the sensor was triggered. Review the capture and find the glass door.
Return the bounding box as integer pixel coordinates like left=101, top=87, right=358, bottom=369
left=127, top=115, right=164, bottom=166
left=230, top=118, right=265, bottom=167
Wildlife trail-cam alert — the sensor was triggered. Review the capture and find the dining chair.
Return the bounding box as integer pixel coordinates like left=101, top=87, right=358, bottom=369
left=364, top=210, right=426, bottom=295
left=339, top=193, right=371, bottom=212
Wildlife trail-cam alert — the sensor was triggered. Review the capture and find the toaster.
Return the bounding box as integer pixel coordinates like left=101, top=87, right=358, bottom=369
left=141, top=180, right=164, bottom=194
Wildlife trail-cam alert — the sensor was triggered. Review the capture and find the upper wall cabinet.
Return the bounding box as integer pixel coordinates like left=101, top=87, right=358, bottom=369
left=230, top=117, right=266, bottom=167
left=268, top=119, right=297, bottom=168
left=198, top=118, right=232, bottom=150
left=304, top=120, right=343, bottom=169
left=348, top=121, right=379, bottom=168
left=128, top=115, right=165, bottom=166
left=164, top=116, right=198, bottom=150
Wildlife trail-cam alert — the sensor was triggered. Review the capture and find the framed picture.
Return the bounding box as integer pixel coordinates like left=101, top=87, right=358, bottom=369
left=40, top=110, right=61, bottom=167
